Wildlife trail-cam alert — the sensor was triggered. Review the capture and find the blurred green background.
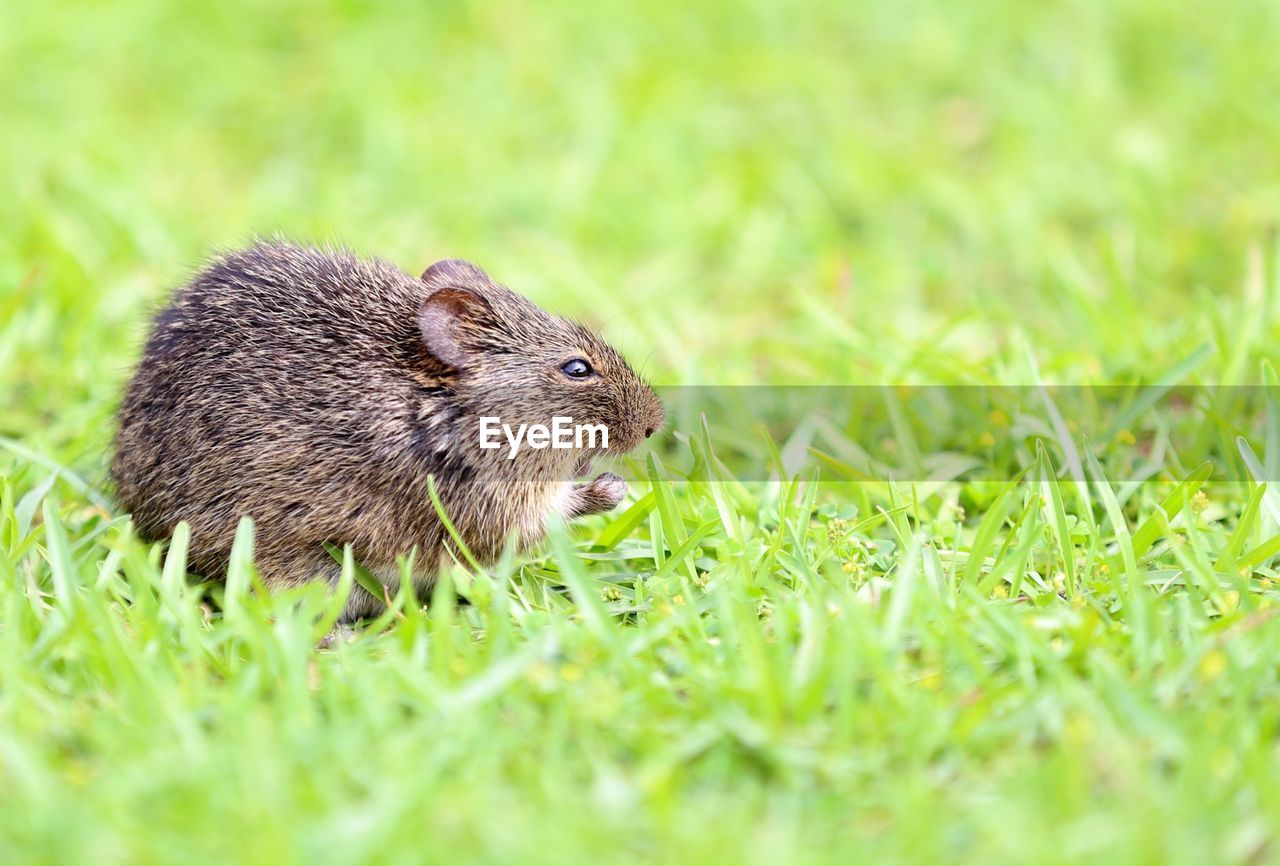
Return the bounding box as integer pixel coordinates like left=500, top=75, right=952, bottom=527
left=6, top=0, right=1280, bottom=421
left=6, top=1, right=1280, bottom=863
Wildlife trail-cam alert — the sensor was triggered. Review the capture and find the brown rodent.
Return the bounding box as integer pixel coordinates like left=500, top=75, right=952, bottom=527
left=112, top=242, right=665, bottom=620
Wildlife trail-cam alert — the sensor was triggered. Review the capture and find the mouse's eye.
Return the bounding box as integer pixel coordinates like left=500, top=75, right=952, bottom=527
left=561, top=358, right=593, bottom=379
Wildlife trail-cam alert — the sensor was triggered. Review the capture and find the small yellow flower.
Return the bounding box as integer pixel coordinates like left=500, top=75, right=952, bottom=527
left=1064, top=712, right=1092, bottom=743
left=1191, top=491, right=1209, bottom=514
left=1198, top=650, right=1227, bottom=682
left=978, top=431, right=996, bottom=448
left=1116, top=429, right=1137, bottom=445
left=918, top=671, right=943, bottom=691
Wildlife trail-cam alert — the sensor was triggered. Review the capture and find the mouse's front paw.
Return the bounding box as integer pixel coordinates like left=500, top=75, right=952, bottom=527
left=589, top=472, right=627, bottom=508
left=568, top=472, right=628, bottom=518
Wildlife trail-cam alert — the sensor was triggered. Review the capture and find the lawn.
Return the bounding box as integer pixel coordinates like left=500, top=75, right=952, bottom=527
left=4, top=0, right=1280, bottom=863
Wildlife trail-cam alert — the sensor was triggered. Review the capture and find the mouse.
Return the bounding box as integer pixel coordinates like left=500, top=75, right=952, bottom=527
left=111, top=242, right=665, bottom=621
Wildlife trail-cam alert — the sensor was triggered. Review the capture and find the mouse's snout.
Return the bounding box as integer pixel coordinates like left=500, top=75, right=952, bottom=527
left=640, top=389, right=665, bottom=443
left=606, top=380, right=664, bottom=453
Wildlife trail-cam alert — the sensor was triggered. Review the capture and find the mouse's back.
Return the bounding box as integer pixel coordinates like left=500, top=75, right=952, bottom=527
left=111, top=243, right=430, bottom=570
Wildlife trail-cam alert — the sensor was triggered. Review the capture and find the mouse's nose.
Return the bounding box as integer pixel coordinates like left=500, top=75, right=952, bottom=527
left=645, top=427, right=655, bottom=439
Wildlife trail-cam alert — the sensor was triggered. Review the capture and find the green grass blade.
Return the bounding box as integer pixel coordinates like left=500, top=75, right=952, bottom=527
left=1037, top=442, right=1076, bottom=596
left=40, top=500, right=77, bottom=610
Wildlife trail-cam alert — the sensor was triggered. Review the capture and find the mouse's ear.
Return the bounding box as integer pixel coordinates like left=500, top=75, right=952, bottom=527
left=421, top=259, right=490, bottom=289
left=418, top=287, right=494, bottom=368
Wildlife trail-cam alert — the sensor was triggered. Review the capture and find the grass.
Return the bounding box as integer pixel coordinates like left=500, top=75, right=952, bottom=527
left=5, top=0, right=1280, bottom=862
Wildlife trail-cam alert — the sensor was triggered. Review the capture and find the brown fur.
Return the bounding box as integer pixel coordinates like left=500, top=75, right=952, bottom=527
left=112, top=242, right=664, bottom=619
